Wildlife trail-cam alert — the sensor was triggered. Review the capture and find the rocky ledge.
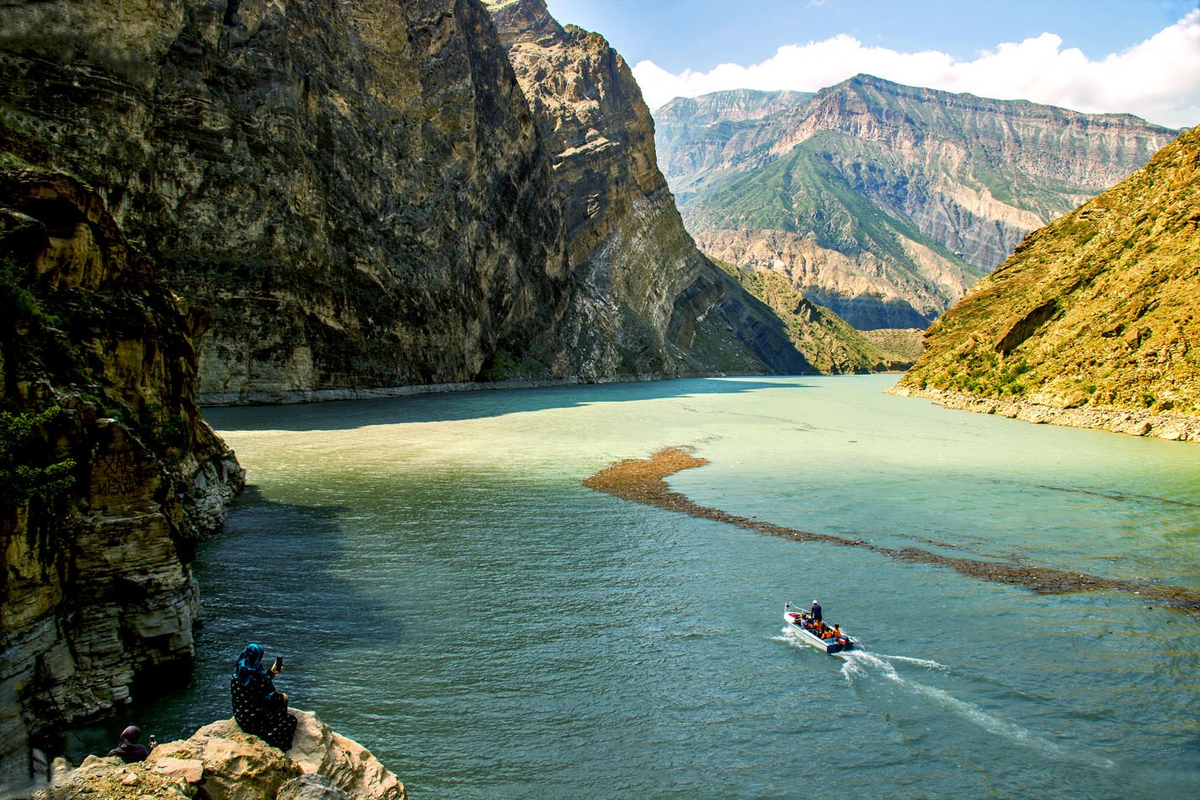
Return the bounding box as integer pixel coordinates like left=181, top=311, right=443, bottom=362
left=891, top=385, right=1200, bottom=443
left=31, top=709, right=404, bottom=800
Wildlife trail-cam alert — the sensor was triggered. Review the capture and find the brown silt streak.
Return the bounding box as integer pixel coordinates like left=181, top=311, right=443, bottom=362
left=584, top=447, right=1200, bottom=615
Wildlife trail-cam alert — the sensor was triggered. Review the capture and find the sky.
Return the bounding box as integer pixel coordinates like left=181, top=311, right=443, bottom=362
left=542, top=0, right=1200, bottom=128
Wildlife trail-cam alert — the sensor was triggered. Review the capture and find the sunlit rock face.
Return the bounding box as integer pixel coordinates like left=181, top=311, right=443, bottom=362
left=33, top=710, right=405, bottom=799
left=656, top=75, right=1178, bottom=330
left=0, top=170, right=243, bottom=784
left=484, top=0, right=809, bottom=377
left=0, top=0, right=803, bottom=402
left=894, top=125, right=1200, bottom=441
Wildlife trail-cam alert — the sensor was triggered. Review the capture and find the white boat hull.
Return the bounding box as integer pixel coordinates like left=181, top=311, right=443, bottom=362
left=783, top=604, right=854, bottom=654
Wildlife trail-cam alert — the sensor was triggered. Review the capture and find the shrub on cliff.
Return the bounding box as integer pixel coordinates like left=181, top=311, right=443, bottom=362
left=0, top=406, right=75, bottom=509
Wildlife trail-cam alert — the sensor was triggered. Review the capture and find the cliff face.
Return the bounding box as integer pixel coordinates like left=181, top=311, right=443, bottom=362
left=893, top=125, right=1200, bottom=442
left=482, top=0, right=808, bottom=376
left=0, top=0, right=573, bottom=400
left=655, top=89, right=814, bottom=204
left=657, top=75, right=1178, bottom=329
left=0, top=169, right=243, bottom=783
left=0, top=0, right=803, bottom=401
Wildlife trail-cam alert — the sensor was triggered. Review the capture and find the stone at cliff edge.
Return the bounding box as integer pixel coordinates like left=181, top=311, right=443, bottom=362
left=35, top=709, right=405, bottom=800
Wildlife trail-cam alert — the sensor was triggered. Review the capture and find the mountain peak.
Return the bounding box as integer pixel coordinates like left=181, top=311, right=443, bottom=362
left=481, top=0, right=564, bottom=47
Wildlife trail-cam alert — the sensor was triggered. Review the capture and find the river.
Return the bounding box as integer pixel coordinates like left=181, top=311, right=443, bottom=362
left=83, top=376, right=1200, bottom=797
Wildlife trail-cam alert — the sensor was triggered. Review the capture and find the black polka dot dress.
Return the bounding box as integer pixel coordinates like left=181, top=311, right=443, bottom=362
left=231, top=671, right=297, bottom=751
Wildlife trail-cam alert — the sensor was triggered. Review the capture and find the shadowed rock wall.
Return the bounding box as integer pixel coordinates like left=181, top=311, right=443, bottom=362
left=0, top=169, right=243, bottom=785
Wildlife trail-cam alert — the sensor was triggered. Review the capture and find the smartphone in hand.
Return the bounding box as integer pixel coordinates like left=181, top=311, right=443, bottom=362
left=271, top=655, right=284, bottom=674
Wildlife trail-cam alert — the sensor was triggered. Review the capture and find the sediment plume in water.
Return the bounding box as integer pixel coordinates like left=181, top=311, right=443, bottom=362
left=583, top=447, right=1200, bottom=615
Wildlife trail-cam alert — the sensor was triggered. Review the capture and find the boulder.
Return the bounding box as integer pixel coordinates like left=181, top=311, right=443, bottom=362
left=34, top=710, right=404, bottom=800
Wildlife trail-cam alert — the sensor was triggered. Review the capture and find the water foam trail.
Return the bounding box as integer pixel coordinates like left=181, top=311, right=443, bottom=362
left=871, top=653, right=950, bottom=671
left=839, top=650, right=1114, bottom=769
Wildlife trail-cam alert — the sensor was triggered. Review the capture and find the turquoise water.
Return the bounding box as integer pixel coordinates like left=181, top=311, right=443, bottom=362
left=97, top=376, right=1200, bottom=797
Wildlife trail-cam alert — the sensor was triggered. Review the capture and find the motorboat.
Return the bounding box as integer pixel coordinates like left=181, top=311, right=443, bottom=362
left=783, top=602, right=855, bottom=654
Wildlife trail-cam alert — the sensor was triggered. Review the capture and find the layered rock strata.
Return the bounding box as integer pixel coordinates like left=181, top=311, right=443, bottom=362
left=893, top=125, right=1200, bottom=442
left=656, top=76, right=1177, bottom=329
left=0, top=169, right=243, bottom=785
left=33, top=709, right=404, bottom=799
left=482, top=0, right=808, bottom=377
left=0, top=0, right=804, bottom=403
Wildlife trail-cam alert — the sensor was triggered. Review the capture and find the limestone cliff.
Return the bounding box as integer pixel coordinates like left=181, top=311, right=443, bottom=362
left=482, top=0, right=808, bottom=376
left=32, top=709, right=404, bottom=799
left=657, top=75, right=1177, bottom=329
left=893, top=125, right=1200, bottom=442
left=0, top=0, right=804, bottom=402
left=0, top=168, right=243, bottom=785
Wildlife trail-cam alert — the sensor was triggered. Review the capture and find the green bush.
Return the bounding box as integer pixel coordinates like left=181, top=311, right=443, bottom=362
left=0, top=406, right=77, bottom=509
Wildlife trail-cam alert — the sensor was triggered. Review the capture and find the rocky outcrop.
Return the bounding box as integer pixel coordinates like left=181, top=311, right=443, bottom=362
left=893, top=125, right=1200, bottom=440
left=482, top=0, right=807, bottom=376
left=0, top=0, right=803, bottom=402
left=32, top=709, right=404, bottom=799
left=0, top=169, right=243, bottom=785
left=656, top=75, right=1178, bottom=329
left=713, top=260, right=916, bottom=372
left=654, top=89, right=814, bottom=204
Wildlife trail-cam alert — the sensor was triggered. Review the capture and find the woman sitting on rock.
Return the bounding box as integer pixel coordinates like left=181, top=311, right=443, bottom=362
left=107, top=725, right=151, bottom=763
left=231, top=643, right=297, bottom=751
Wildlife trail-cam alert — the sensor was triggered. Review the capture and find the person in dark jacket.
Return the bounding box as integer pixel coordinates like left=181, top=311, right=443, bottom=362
left=107, top=725, right=151, bottom=763
left=811, top=600, right=822, bottom=622
left=231, top=643, right=297, bottom=751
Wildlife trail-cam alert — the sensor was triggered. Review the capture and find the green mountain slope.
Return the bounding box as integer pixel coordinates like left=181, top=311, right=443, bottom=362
left=715, top=260, right=918, bottom=372
left=657, top=75, right=1178, bottom=330
left=894, top=125, right=1200, bottom=441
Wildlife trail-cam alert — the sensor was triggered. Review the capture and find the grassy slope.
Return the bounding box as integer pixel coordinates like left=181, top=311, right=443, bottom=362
left=898, top=126, right=1200, bottom=416
left=684, top=130, right=980, bottom=290
left=713, top=260, right=915, bottom=373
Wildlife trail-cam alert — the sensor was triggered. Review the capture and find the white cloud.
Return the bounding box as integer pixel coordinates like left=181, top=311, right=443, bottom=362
left=635, top=10, right=1200, bottom=128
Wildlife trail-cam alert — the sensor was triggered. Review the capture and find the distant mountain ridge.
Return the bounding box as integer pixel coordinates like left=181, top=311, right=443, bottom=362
left=893, top=124, right=1200, bottom=443
left=655, top=75, right=1178, bottom=329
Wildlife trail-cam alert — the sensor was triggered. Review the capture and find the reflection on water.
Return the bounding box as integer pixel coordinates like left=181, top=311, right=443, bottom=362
left=83, top=377, right=1200, bottom=798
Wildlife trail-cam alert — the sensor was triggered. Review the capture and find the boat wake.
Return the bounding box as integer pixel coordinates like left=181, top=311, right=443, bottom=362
left=774, top=631, right=1112, bottom=769
left=836, top=649, right=1114, bottom=769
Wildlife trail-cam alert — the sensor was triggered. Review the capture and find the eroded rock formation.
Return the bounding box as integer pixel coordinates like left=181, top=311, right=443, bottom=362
left=0, top=169, right=243, bottom=784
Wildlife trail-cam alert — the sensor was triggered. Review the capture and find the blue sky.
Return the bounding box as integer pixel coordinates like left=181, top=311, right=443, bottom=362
left=543, top=0, right=1200, bottom=126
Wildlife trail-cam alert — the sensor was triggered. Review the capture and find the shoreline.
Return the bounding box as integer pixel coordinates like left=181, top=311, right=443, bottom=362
left=200, top=372, right=740, bottom=407
left=198, top=370, right=913, bottom=408
left=584, top=447, right=1200, bottom=614
left=888, top=385, right=1200, bottom=444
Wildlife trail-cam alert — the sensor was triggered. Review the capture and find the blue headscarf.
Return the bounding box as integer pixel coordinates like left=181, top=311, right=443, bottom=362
left=233, top=643, right=267, bottom=687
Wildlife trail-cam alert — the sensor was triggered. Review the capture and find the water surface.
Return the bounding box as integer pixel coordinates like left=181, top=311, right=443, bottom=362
left=89, top=376, right=1200, bottom=797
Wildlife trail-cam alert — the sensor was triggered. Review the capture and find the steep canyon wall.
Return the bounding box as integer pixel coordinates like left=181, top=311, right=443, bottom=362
left=0, top=170, right=243, bottom=785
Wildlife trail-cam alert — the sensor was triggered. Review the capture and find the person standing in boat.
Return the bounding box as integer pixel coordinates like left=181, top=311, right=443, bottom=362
left=811, top=600, right=822, bottom=622
left=231, top=643, right=297, bottom=751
